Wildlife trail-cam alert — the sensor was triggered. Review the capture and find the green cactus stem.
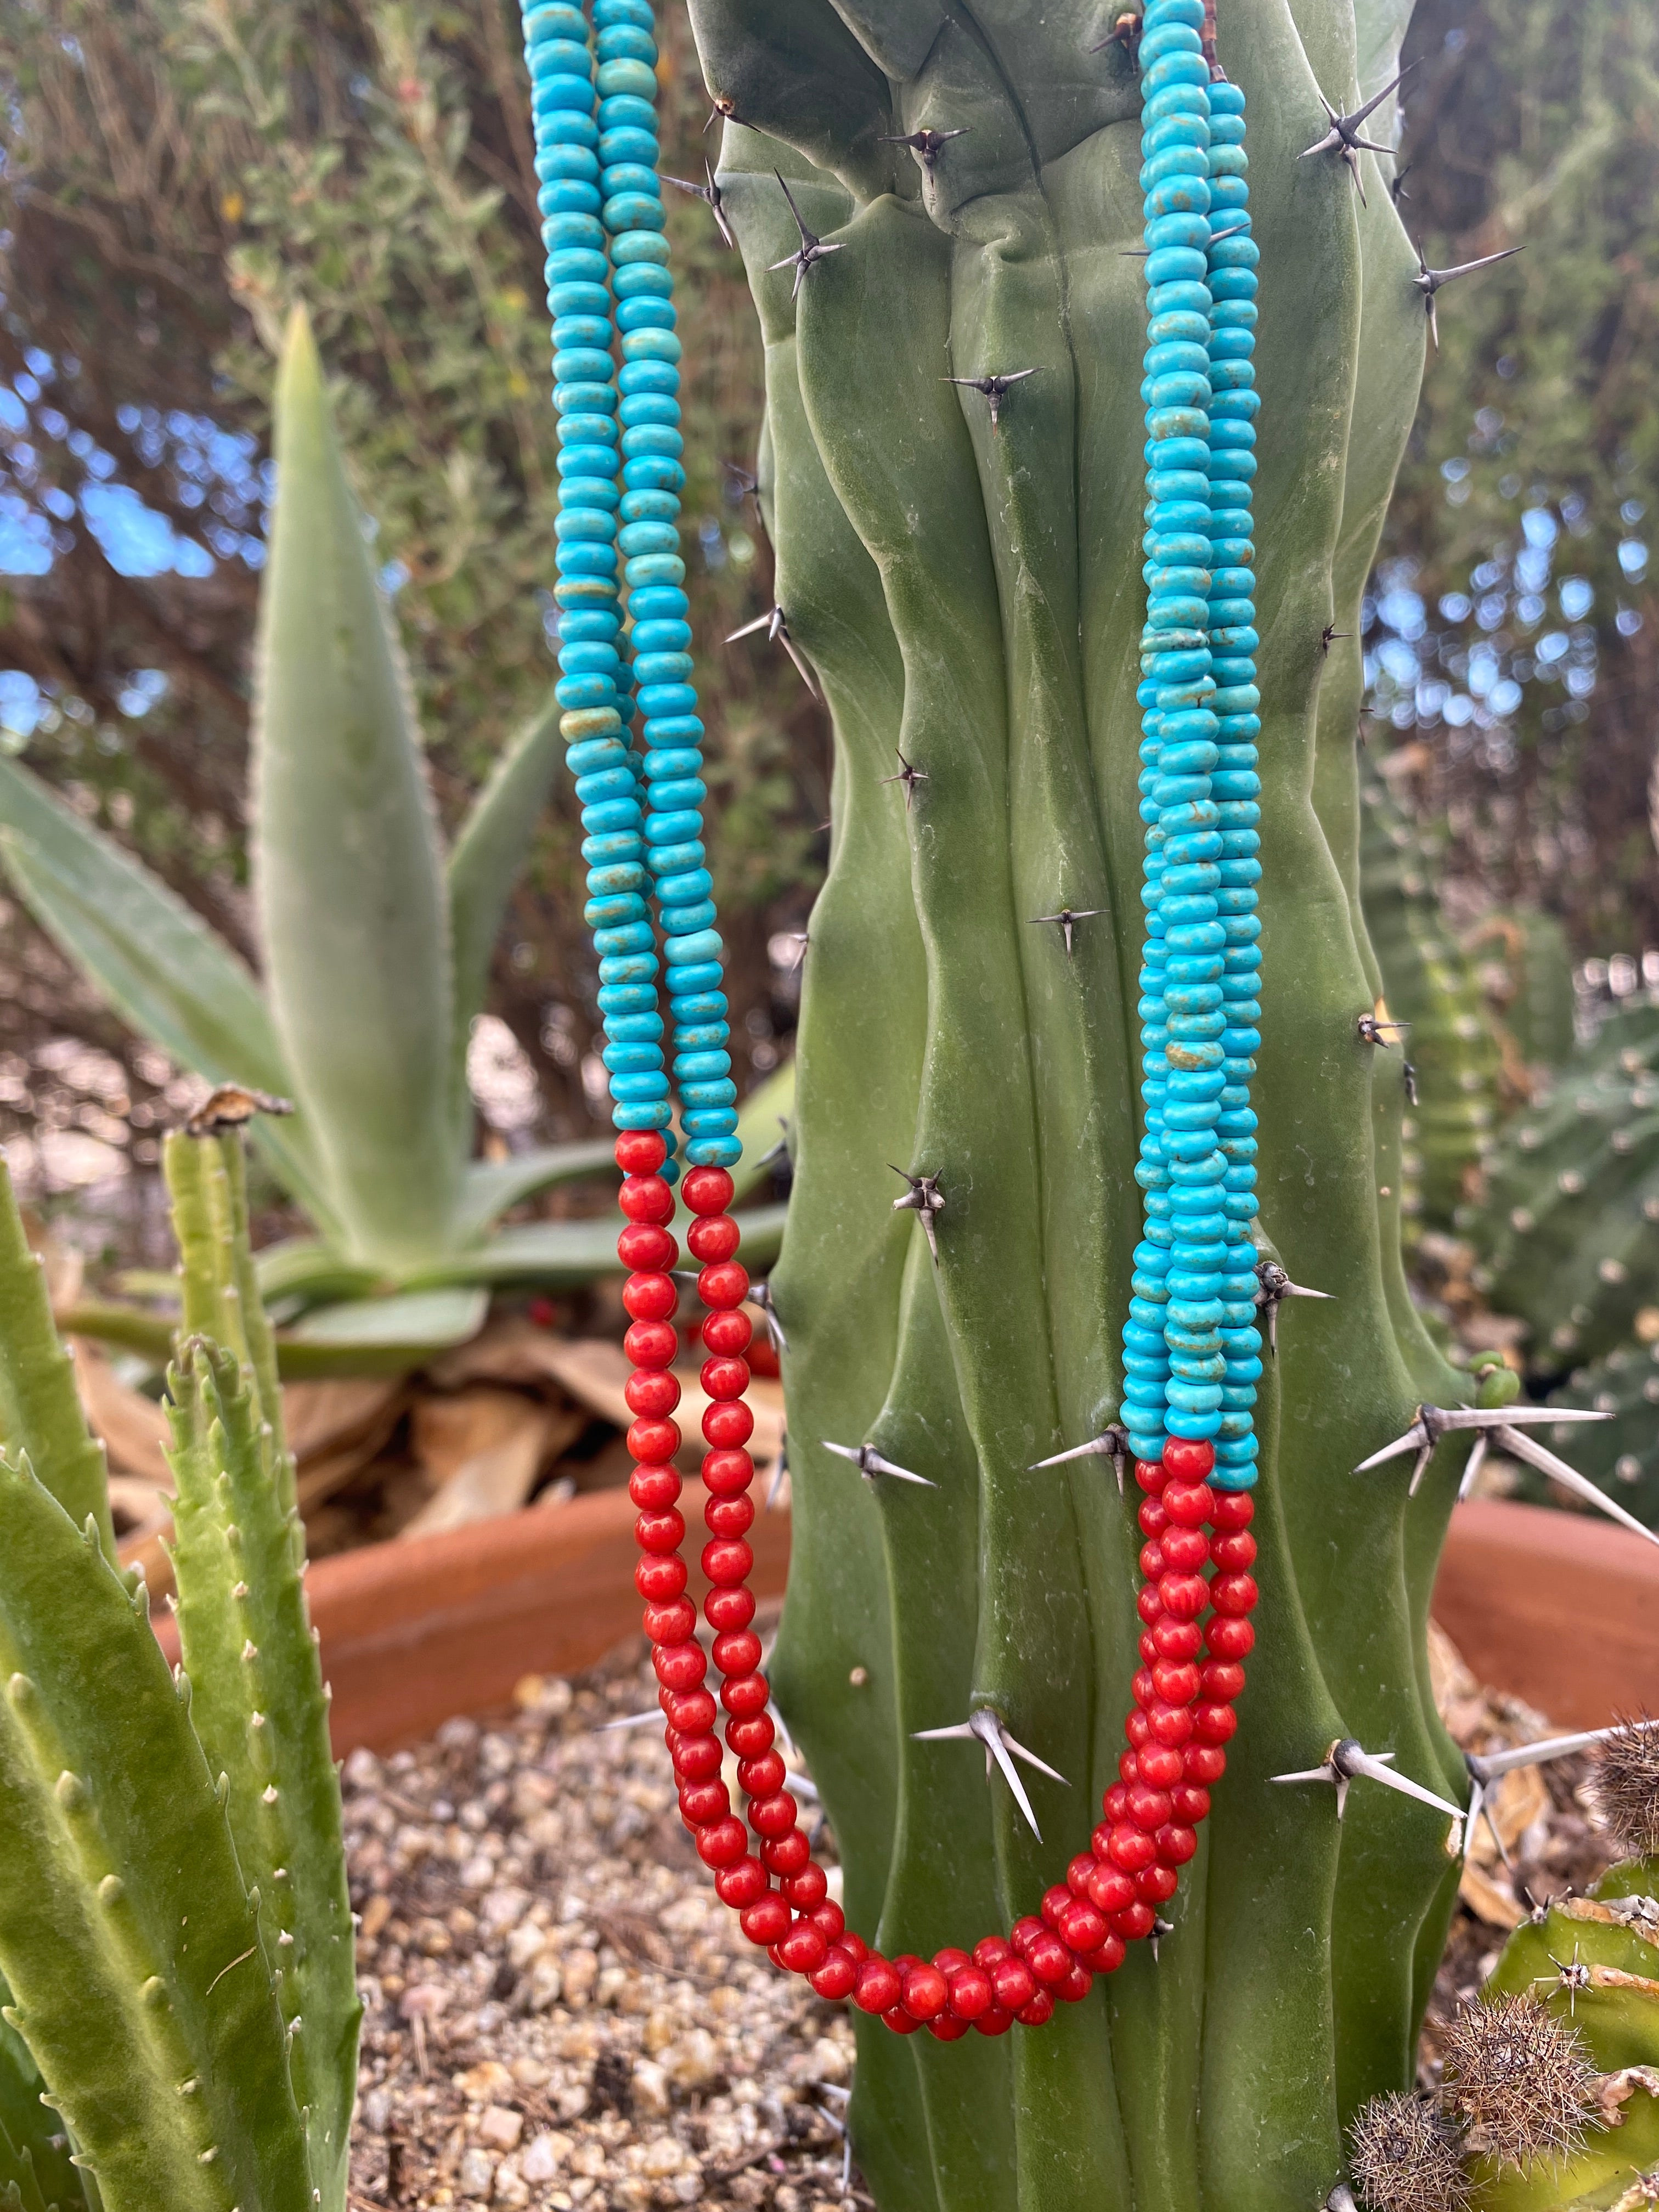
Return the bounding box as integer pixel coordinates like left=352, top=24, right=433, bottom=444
left=670, top=0, right=1518, bottom=2203
left=0, top=1132, right=357, bottom=2210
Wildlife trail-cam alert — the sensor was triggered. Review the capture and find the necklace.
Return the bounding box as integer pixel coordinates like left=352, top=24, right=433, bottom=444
left=524, top=0, right=1262, bottom=2037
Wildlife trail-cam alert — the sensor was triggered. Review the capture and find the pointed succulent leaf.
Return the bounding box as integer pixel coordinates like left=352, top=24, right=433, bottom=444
left=405, top=1204, right=788, bottom=1291
left=279, top=1284, right=488, bottom=1355
left=0, top=770, right=334, bottom=1234
left=0, top=1993, right=86, bottom=2212
left=454, top=1143, right=616, bottom=1246
left=165, top=1133, right=287, bottom=1483
left=252, top=306, right=459, bottom=1271
left=0, top=1158, right=113, bottom=1562
left=0, top=1457, right=310, bottom=2212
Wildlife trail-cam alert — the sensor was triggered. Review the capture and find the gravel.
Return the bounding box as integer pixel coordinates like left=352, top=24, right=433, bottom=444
left=343, top=1616, right=859, bottom=2212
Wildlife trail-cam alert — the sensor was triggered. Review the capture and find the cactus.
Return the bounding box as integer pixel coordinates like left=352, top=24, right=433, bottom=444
left=1358, top=766, right=1503, bottom=1228
left=0, top=1124, right=356, bottom=2211
left=1468, top=909, right=1579, bottom=1087
left=1527, top=1342, right=1659, bottom=1534
left=1348, top=1723, right=1659, bottom=2210
left=0, top=309, right=786, bottom=1363
left=1458, top=1000, right=1659, bottom=1377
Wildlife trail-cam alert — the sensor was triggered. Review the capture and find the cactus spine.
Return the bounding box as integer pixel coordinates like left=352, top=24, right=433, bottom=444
left=0, top=1130, right=356, bottom=2211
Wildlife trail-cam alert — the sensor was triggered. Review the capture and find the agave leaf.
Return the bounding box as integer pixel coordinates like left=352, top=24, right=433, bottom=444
left=406, top=1202, right=789, bottom=1290
left=252, top=1239, right=385, bottom=1307
left=455, top=1142, right=616, bottom=1244
left=445, top=689, right=562, bottom=1140
left=729, top=1058, right=796, bottom=1204
left=281, top=1284, right=488, bottom=1353
left=0, top=769, right=337, bottom=1235
left=252, top=306, right=459, bottom=1272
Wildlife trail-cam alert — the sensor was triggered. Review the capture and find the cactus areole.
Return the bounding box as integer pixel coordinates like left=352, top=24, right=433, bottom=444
left=521, top=0, right=1543, bottom=2205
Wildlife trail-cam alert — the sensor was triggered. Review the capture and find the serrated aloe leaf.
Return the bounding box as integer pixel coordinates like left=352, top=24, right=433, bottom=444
left=445, top=690, right=561, bottom=1139
left=454, top=1143, right=616, bottom=1245
left=252, top=306, right=458, bottom=1271
left=166, top=1342, right=358, bottom=2209
left=0, top=776, right=334, bottom=1237
left=0, top=1459, right=310, bottom=2212
left=0, top=1158, right=113, bottom=1562
left=0, top=1994, right=86, bottom=2212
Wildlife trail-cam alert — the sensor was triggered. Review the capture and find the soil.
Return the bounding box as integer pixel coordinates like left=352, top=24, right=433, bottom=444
left=339, top=1614, right=1625, bottom=2209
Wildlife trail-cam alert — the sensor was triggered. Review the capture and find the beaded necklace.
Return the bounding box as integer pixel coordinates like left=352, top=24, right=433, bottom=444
left=523, top=0, right=1262, bottom=2038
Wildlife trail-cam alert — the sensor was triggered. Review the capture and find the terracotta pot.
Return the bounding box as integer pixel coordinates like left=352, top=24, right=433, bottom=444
left=153, top=1493, right=1658, bottom=1754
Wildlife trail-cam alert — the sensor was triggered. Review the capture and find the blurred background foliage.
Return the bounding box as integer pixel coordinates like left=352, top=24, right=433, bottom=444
left=0, top=0, right=822, bottom=1188
left=0, top=0, right=1653, bottom=1195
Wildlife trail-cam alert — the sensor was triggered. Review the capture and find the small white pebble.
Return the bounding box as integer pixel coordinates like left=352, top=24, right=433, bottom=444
left=632, top=2060, right=669, bottom=2117
left=458, top=2145, right=496, bottom=2196
left=477, top=2104, right=523, bottom=2152
left=520, top=2131, right=571, bottom=2183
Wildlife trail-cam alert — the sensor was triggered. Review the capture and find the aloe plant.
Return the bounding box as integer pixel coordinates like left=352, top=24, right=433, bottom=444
left=0, top=309, right=785, bottom=1365
left=0, top=1125, right=355, bottom=2210
left=627, top=1, right=1640, bottom=2205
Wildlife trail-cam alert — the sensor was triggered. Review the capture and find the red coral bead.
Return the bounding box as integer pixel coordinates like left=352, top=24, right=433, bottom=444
left=699, top=1261, right=750, bottom=1310
left=1158, top=1572, right=1208, bottom=1620
left=1056, top=1963, right=1094, bottom=2004
left=1209, top=1489, right=1254, bottom=1531
left=1088, top=1866, right=1136, bottom=1916
left=1138, top=1542, right=1166, bottom=1581
left=705, top=1496, right=754, bottom=1541
left=654, top=1641, right=705, bottom=1690
left=1059, top=1901, right=1109, bottom=1954
left=623, top=1273, right=678, bottom=1323
left=810, top=1948, right=859, bottom=2001
left=1172, top=1784, right=1211, bottom=1824
left=679, top=1781, right=729, bottom=1826
left=1137, top=1585, right=1165, bottom=1627
left=725, top=1714, right=773, bottom=1757
left=1156, top=1822, right=1198, bottom=1866
left=1017, top=1990, right=1056, bottom=2028
left=634, top=1507, right=685, bottom=1555
left=1066, top=1853, right=1097, bottom=1898
left=1162, top=1479, right=1214, bottom=1527
left=701, top=1449, right=754, bottom=1496
left=616, top=1130, right=668, bottom=1175
left=674, top=1736, right=721, bottom=1783
left=811, top=1903, right=847, bottom=1945
left=855, top=1959, right=901, bottom=2014
left=701, top=1356, right=751, bottom=1403
left=1113, top=1903, right=1156, bottom=1941
left=777, top=1920, right=828, bottom=1974
left=1162, top=1437, right=1214, bottom=1480
left=1209, top=1572, right=1259, bottom=1616
left=1135, top=1458, right=1167, bottom=1493
left=1108, top=1821, right=1157, bottom=1872
left=629, top=1465, right=680, bottom=1510
left=695, top=1818, right=748, bottom=1867
left=682, top=1167, right=735, bottom=1215
left=972, top=1936, right=1011, bottom=1969
left=624, top=1319, right=678, bottom=1370
left=1206, top=1615, right=1255, bottom=1660
left=928, top=2015, right=971, bottom=2042
left=884, top=2005, right=923, bottom=2035
left=784, top=1864, right=827, bottom=1910
left=702, top=1308, right=753, bottom=1356
left=1010, top=1918, right=1044, bottom=1957
left=1132, top=1667, right=1157, bottom=1709
left=626, top=1368, right=681, bottom=1419
left=632, top=1419, right=683, bottom=1469
left=1153, top=1617, right=1202, bottom=1660
left=1202, top=1660, right=1246, bottom=1701
left=1027, top=1933, right=1073, bottom=1987
left=620, top=1173, right=675, bottom=1224
left=1137, top=1743, right=1184, bottom=1788
left=947, top=1966, right=994, bottom=2020
left=1136, top=1864, right=1180, bottom=1904
left=703, top=1400, right=754, bottom=1448
left=618, top=1222, right=676, bottom=1272
left=837, top=1932, right=870, bottom=1968
left=1040, top=1885, right=1072, bottom=1931
left=1139, top=1496, right=1170, bottom=1538
left=714, top=1630, right=763, bottom=1676
left=1193, top=1701, right=1238, bottom=1745
left=636, top=1556, right=687, bottom=1602
left=702, top=1538, right=753, bottom=1588
left=703, top=1587, right=754, bottom=1632
left=1152, top=1660, right=1200, bottom=1703
left=974, top=2006, right=1014, bottom=2038
left=1184, top=1743, right=1228, bottom=1785
left=1147, top=1702, right=1194, bottom=1748
left=665, top=1688, right=715, bottom=1732
left=1161, top=1527, right=1210, bottom=1572
left=687, top=1214, right=741, bottom=1262
left=1125, top=1709, right=1152, bottom=1748
left=750, top=1792, right=798, bottom=1838
left=738, top=1752, right=786, bottom=1797
left=763, top=1831, right=811, bottom=1875
left=901, top=1965, right=948, bottom=2021
left=741, top=1896, right=790, bottom=1945
left=991, top=1957, right=1036, bottom=2011
left=714, top=1857, right=768, bottom=1907
left=1210, top=1530, right=1257, bottom=1572
left=1128, top=1785, right=1172, bottom=1832
left=1085, top=1936, right=1127, bottom=1974
left=720, top=1672, right=770, bottom=1717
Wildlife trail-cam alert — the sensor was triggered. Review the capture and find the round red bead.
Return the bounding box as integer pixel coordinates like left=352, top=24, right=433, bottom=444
left=635, top=1556, right=687, bottom=1602
left=927, top=2014, right=971, bottom=2041
left=618, top=1222, right=676, bottom=1272
left=1040, top=1884, right=1072, bottom=1931
left=763, top=1830, right=811, bottom=1875
left=701, top=1449, right=754, bottom=1496
left=1088, top=1867, right=1136, bottom=1916
left=1153, top=1617, right=1202, bottom=1660
left=1156, top=1822, right=1198, bottom=1866
left=619, top=1173, right=675, bottom=1224
left=1172, top=1784, right=1211, bottom=1824
left=1128, top=1785, right=1172, bottom=1832
left=1152, top=1660, right=1200, bottom=1703
left=653, top=1641, right=705, bottom=1690
left=702, top=1538, right=753, bottom=1588
left=1026, top=1933, right=1072, bottom=1986
left=1209, top=1572, right=1259, bottom=1616
left=1113, top=1903, right=1156, bottom=1941
left=724, top=1714, right=773, bottom=1757
left=1206, top=1615, right=1255, bottom=1660
left=634, top=1507, right=684, bottom=1555
left=702, top=1308, right=753, bottom=1356
left=741, top=1895, right=791, bottom=1945
left=947, top=1966, right=994, bottom=2020
left=738, top=1752, right=786, bottom=1797
left=750, top=1791, right=798, bottom=1838
left=1139, top=1496, right=1170, bottom=1538
left=714, top=1628, right=763, bottom=1676
left=1148, top=1702, right=1194, bottom=1749
left=665, top=1688, right=715, bottom=1732
left=615, top=1130, right=668, bottom=1175
left=1137, top=1585, right=1165, bottom=1627
left=1161, top=1527, right=1210, bottom=1571
left=1085, top=1935, right=1127, bottom=1974
left=624, top=1319, right=678, bottom=1370
left=1059, top=1901, right=1109, bottom=1954
left=784, top=1864, right=828, bottom=1910
left=623, top=1273, right=678, bottom=1323
left=1136, top=1864, right=1180, bottom=1904
left=1184, top=1743, right=1228, bottom=1785
left=1193, top=1701, right=1238, bottom=1745
left=991, top=1957, right=1036, bottom=2012
left=1066, top=1853, right=1097, bottom=1898
left=703, top=1400, right=754, bottom=1448
left=1162, top=1479, right=1214, bottom=1527
left=705, top=1497, right=754, bottom=1541
left=703, top=1586, right=754, bottom=1631
left=629, top=1465, right=680, bottom=1510
left=674, top=1736, right=721, bottom=1782
left=1108, top=1822, right=1156, bottom=1872
left=972, top=1936, right=1011, bottom=1969
left=1162, top=1437, right=1214, bottom=1480
left=1157, top=1572, right=1209, bottom=1621
left=811, top=1903, right=846, bottom=1944
left=1056, top=1963, right=1094, bottom=2004
left=626, top=1368, right=681, bottom=1418
left=695, top=1818, right=748, bottom=1867
left=1135, top=1458, right=1167, bottom=1493
left=777, top=1920, right=829, bottom=1974
left=974, top=2006, right=1014, bottom=2038
left=1138, top=1543, right=1166, bottom=1581
left=714, top=1857, right=768, bottom=1907
left=837, top=1932, right=870, bottom=1967
left=701, top=1356, right=751, bottom=1403
left=679, top=1781, right=729, bottom=1826
left=901, top=1964, right=948, bottom=2021
left=810, top=1948, right=859, bottom=2001
left=1017, top=1989, right=1056, bottom=2028
left=883, top=2005, right=923, bottom=2035
left=855, top=1959, right=901, bottom=2014
left=1209, top=1489, right=1254, bottom=1530
left=1136, top=1743, right=1184, bottom=1788
left=699, top=1261, right=749, bottom=1310
left=687, top=1214, right=741, bottom=1262
left=1210, top=1530, right=1257, bottom=1572
left=682, top=1167, right=735, bottom=1215
left=1202, top=1660, right=1246, bottom=1701
left=721, top=1672, right=770, bottom=1717
left=1125, top=1709, right=1152, bottom=1748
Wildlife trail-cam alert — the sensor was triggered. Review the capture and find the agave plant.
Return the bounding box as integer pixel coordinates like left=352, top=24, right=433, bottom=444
left=0, top=1126, right=356, bottom=2209
left=0, top=309, right=785, bottom=1368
